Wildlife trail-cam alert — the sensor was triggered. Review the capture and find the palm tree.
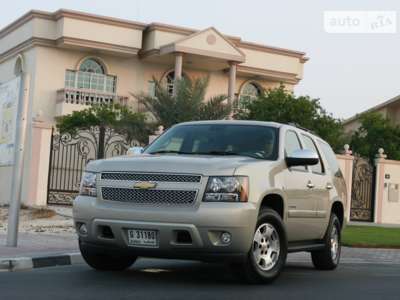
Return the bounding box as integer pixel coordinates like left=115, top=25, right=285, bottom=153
left=135, top=76, right=231, bottom=128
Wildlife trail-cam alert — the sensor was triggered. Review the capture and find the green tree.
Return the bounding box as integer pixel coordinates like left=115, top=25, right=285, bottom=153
left=56, top=104, right=153, bottom=158
left=135, top=77, right=231, bottom=128
left=235, top=85, right=346, bottom=152
left=350, top=112, right=400, bottom=161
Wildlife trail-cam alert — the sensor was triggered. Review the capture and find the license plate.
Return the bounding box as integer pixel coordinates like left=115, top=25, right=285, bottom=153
left=127, top=229, right=158, bottom=247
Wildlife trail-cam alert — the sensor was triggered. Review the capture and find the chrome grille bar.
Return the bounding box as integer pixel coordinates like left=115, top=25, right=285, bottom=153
left=101, top=187, right=197, bottom=206
left=101, top=172, right=201, bottom=183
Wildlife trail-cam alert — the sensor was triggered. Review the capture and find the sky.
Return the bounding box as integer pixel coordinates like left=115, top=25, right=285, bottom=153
left=2, top=0, right=400, bottom=119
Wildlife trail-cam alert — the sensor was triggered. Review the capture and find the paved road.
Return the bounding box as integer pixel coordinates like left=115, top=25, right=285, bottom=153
left=1, top=256, right=400, bottom=300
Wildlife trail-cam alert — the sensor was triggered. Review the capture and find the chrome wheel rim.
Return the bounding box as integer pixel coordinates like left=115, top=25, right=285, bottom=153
left=252, top=223, right=280, bottom=271
left=330, top=225, right=339, bottom=261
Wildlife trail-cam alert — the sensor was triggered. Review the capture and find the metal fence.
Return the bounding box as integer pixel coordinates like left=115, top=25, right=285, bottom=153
left=350, top=156, right=375, bottom=221
left=47, top=127, right=137, bottom=205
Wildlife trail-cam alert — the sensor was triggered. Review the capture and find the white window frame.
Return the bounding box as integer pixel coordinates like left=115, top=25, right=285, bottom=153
left=64, top=69, right=117, bottom=94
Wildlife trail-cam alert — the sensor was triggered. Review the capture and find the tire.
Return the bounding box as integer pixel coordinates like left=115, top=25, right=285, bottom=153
left=311, top=213, right=341, bottom=270
left=240, top=208, right=288, bottom=284
left=79, top=240, right=137, bottom=271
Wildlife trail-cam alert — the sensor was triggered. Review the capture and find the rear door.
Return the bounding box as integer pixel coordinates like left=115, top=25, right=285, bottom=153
left=283, top=130, right=319, bottom=241
left=317, top=140, right=347, bottom=232
left=300, top=134, right=331, bottom=238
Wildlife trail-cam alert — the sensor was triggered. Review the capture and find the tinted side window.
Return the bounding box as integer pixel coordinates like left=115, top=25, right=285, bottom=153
left=285, top=130, right=306, bottom=171
left=318, top=141, right=341, bottom=177
left=301, top=134, right=324, bottom=174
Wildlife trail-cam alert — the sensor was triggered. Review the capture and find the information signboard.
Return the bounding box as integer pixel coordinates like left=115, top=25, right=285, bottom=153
left=0, top=77, right=20, bottom=166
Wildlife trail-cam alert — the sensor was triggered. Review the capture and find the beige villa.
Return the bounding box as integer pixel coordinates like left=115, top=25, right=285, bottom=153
left=0, top=9, right=308, bottom=207
left=343, top=95, right=400, bottom=133
left=343, top=96, right=400, bottom=225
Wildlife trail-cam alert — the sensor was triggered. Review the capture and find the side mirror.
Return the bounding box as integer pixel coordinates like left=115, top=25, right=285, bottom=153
left=286, top=149, right=319, bottom=167
left=127, top=146, right=144, bottom=156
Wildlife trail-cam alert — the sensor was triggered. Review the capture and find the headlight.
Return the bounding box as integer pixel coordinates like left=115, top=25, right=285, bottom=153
left=203, top=176, right=249, bottom=202
left=79, top=172, right=97, bottom=197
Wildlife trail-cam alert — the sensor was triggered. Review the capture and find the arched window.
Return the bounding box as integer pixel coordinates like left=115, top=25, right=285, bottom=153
left=79, top=58, right=105, bottom=74
left=241, top=82, right=261, bottom=100
left=238, top=82, right=261, bottom=108
left=14, top=55, right=24, bottom=76
left=164, top=71, right=189, bottom=96
left=65, top=57, right=116, bottom=93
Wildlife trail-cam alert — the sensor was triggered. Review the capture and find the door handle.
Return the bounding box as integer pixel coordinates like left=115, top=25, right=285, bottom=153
left=307, top=181, right=315, bottom=189
left=326, top=183, right=333, bottom=190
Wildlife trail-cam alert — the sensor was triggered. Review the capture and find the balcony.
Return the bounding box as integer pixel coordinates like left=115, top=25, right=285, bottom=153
left=55, top=88, right=129, bottom=116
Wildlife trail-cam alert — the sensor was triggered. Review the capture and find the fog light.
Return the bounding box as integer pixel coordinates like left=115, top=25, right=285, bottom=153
left=79, top=223, right=88, bottom=235
left=221, top=232, right=231, bottom=244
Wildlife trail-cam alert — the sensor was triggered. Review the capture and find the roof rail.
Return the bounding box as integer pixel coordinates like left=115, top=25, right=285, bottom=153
left=287, top=122, right=316, bottom=134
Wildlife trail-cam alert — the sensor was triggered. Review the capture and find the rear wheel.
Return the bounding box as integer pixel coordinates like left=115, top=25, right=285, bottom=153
left=79, top=240, right=137, bottom=271
left=311, top=213, right=341, bottom=270
left=240, top=208, right=287, bottom=284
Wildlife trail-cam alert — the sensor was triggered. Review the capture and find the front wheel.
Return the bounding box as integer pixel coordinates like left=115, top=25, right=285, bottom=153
left=240, top=208, right=288, bottom=284
left=79, top=240, right=137, bottom=271
left=311, top=213, right=341, bottom=270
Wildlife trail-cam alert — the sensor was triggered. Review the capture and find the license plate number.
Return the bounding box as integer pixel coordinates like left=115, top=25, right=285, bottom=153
left=127, top=229, right=158, bottom=247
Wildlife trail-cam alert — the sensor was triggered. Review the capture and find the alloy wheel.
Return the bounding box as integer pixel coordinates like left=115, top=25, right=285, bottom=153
left=330, top=224, right=339, bottom=262
left=252, top=223, right=280, bottom=271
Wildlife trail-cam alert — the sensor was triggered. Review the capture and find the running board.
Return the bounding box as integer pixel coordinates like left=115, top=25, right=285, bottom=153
left=288, top=241, right=325, bottom=253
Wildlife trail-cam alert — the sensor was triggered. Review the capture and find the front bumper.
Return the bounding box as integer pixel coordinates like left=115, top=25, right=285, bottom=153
left=73, top=196, right=258, bottom=262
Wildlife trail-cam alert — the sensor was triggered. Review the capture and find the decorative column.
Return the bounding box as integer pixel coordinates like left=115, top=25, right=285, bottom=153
left=25, top=119, right=53, bottom=207
left=173, top=52, right=183, bottom=96
left=340, top=144, right=354, bottom=223
left=374, top=148, right=387, bottom=224
left=228, top=62, right=237, bottom=106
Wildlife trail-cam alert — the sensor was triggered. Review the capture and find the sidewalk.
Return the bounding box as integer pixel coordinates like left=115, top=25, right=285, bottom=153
left=0, top=232, right=80, bottom=271
left=0, top=232, right=78, bottom=258
left=0, top=205, right=78, bottom=259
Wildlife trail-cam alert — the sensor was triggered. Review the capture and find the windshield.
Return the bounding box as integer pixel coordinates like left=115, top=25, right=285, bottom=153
left=145, top=124, right=279, bottom=160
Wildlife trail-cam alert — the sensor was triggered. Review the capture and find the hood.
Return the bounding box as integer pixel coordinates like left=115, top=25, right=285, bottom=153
left=86, top=154, right=263, bottom=176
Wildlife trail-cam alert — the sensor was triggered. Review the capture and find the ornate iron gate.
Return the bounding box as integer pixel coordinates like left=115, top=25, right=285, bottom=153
left=47, top=127, right=137, bottom=205
left=350, top=157, right=375, bottom=221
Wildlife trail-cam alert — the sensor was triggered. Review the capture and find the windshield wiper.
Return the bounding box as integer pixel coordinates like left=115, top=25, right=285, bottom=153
left=148, top=150, right=262, bottom=159
left=148, top=150, right=242, bottom=156
left=148, top=150, right=192, bottom=155
left=197, top=151, right=242, bottom=156
left=196, top=151, right=263, bottom=160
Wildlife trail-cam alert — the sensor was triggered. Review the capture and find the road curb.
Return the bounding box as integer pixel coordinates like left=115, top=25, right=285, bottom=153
left=0, top=252, right=83, bottom=272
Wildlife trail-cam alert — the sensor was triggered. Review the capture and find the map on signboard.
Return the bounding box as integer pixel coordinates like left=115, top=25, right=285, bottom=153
left=0, top=77, right=20, bottom=166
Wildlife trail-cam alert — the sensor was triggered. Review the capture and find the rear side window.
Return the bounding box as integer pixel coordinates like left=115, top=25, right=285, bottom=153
left=318, top=141, right=341, bottom=177
left=284, top=130, right=306, bottom=171
left=301, top=134, right=324, bottom=174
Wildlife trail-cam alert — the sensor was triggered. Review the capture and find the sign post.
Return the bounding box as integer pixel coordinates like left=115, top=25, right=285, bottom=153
left=0, top=74, right=29, bottom=247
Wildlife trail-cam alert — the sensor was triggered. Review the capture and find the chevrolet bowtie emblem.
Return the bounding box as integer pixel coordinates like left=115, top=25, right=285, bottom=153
left=133, top=181, right=157, bottom=189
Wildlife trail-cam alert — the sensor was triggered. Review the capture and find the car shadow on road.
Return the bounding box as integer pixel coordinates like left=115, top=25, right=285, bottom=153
left=84, top=259, right=318, bottom=286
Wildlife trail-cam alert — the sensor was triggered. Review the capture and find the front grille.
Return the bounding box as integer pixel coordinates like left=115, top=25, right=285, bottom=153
left=101, top=187, right=197, bottom=206
left=101, top=172, right=201, bottom=183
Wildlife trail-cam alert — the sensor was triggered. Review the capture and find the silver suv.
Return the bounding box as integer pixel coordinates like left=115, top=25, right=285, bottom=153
left=74, top=121, right=347, bottom=283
